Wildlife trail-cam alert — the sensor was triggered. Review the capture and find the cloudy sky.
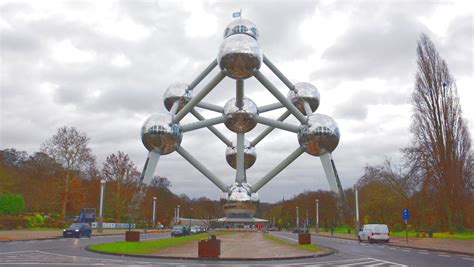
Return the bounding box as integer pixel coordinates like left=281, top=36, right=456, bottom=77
left=1, top=0, right=472, bottom=203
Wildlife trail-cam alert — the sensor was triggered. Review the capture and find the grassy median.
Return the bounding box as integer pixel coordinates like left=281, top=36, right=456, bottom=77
left=263, top=233, right=320, bottom=252
left=88, top=231, right=233, bottom=255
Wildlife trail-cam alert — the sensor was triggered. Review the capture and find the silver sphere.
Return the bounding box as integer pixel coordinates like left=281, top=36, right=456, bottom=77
left=225, top=139, right=256, bottom=169
left=141, top=113, right=183, bottom=155
left=218, top=34, right=262, bottom=79
left=287, top=82, right=320, bottom=115
left=298, top=114, right=340, bottom=156
left=223, top=19, right=259, bottom=40
left=223, top=97, right=258, bottom=133
left=221, top=183, right=259, bottom=218
left=163, top=83, right=193, bottom=112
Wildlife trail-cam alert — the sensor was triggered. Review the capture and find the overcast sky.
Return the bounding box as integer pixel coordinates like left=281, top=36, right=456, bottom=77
left=1, top=0, right=472, bottom=203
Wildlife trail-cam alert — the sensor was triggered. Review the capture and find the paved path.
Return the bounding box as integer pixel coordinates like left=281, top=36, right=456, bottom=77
left=0, top=231, right=473, bottom=266
left=0, top=229, right=135, bottom=241
left=153, top=232, right=317, bottom=258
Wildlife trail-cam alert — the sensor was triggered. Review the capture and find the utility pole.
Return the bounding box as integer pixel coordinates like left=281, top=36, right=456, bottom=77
left=296, top=206, right=299, bottom=229
left=177, top=205, right=180, bottom=224
left=98, top=179, right=106, bottom=233
left=315, top=199, right=319, bottom=233
left=355, top=186, right=360, bottom=237
left=152, top=197, right=157, bottom=228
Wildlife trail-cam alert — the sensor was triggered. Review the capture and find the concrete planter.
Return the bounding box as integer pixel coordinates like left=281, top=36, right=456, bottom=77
left=198, top=235, right=221, bottom=258
left=298, top=233, right=311, bottom=244
left=125, top=231, right=140, bottom=242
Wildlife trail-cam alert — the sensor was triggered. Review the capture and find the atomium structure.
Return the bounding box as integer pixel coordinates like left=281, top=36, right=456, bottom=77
left=137, top=18, right=345, bottom=219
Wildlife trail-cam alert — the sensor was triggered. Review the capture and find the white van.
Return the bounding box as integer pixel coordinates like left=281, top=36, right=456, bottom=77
left=358, top=224, right=390, bottom=243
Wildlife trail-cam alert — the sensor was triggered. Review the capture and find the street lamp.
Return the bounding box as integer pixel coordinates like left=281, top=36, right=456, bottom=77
left=315, top=199, right=319, bottom=233
left=98, top=179, right=106, bottom=233
left=177, top=205, right=180, bottom=224
left=189, top=207, right=193, bottom=230
left=296, top=206, right=299, bottom=229
left=355, top=186, right=360, bottom=237
left=152, top=197, right=157, bottom=228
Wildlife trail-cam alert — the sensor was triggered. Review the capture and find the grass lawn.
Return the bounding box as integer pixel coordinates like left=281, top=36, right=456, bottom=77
left=390, top=231, right=474, bottom=239
left=88, top=231, right=234, bottom=254
left=263, top=233, right=319, bottom=252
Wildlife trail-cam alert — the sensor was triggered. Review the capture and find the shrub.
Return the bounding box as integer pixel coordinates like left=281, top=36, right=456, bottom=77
left=0, top=194, right=25, bottom=214
left=0, top=215, right=28, bottom=229
left=43, top=217, right=69, bottom=229
left=24, top=213, right=45, bottom=228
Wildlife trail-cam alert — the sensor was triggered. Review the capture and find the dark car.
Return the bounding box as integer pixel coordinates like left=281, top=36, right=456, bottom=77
left=63, top=223, right=92, bottom=238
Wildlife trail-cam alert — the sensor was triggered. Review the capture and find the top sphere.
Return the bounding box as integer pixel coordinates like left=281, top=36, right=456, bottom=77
left=163, top=83, right=193, bottom=112
left=224, top=19, right=259, bottom=40
left=287, top=82, right=320, bottom=115
left=141, top=113, right=183, bottom=155
left=298, top=114, right=340, bottom=156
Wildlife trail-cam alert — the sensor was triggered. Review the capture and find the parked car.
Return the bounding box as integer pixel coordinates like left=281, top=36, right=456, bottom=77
left=171, top=225, right=188, bottom=237
left=292, top=228, right=307, bottom=233
left=63, top=223, right=92, bottom=238
left=190, top=226, right=201, bottom=234
left=358, top=224, right=390, bottom=243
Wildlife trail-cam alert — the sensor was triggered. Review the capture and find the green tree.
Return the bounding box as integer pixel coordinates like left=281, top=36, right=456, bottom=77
left=0, top=194, right=25, bottom=214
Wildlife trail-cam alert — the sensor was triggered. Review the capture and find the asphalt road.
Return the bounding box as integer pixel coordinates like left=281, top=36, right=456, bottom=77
left=0, top=231, right=472, bottom=266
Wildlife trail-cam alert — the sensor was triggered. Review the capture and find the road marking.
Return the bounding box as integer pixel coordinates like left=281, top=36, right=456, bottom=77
left=0, top=250, right=36, bottom=255
left=418, top=251, right=430, bottom=254
left=462, top=257, right=474, bottom=261
left=438, top=254, right=451, bottom=257
left=269, top=233, right=298, bottom=242
left=401, top=249, right=411, bottom=252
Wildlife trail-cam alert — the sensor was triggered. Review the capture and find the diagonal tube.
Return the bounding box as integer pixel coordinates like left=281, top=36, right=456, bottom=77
left=191, top=109, right=232, bottom=147
left=236, top=79, right=244, bottom=109
left=176, top=146, right=228, bottom=192
left=303, top=101, right=313, bottom=116
left=236, top=132, right=246, bottom=183
left=254, top=70, right=307, bottom=123
left=251, top=110, right=291, bottom=147
left=258, top=102, right=284, bottom=113
left=140, top=151, right=161, bottom=183
left=254, top=115, right=300, bottom=133
left=174, top=71, right=226, bottom=123
left=263, top=55, right=295, bottom=91
left=196, top=102, right=224, bottom=113
left=182, top=116, right=226, bottom=132
left=251, top=146, right=305, bottom=192
left=188, top=59, right=218, bottom=90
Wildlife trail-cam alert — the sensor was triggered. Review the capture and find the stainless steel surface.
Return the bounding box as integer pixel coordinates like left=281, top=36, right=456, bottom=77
left=251, top=110, right=291, bottom=146
left=287, top=82, right=320, bottom=115
left=181, top=115, right=226, bottom=132
left=191, top=109, right=232, bottom=147
left=226, top=138, right=256, bottom=169
left=218, top=34, right=262, bottom=79
left=254, top=70, right=307, bottom=123
left=258, top=102, right=284, bottom=113
left=163, top=83, right=192, bottom=112
left=141, top=151, right=160, bottom=181
left=173, top=71, right=226, bottom=122
left=223, top=96, right=258, bottom=133
left=251, top=146, right=305, bottom=192
left=141, top=113, right=182, bottom=155
left=236, top=79, right=244, bottom=108
left=188, top=59, right=218, bottom=90
left=263, top=54, right=294, bottom=91
left=254, top=115, right=300, bottom=133
left=236, top=132, right=246, bottom=183
left=298, top=114, right=340, bottom=156
left=176, top=146, right=228, bottom=192
left=223, top=18, right=259, bottom=40
left=196, top=102, right=224, bottom=113
left=220, top=183, right=259, bottom=217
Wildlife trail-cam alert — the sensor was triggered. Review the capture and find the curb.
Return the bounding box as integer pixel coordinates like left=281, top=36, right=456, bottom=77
left=85, top=245, right=335, bottom=261
left=312, top=234, right=474, bottom=257
left=0, top=232, right=132, bottom=243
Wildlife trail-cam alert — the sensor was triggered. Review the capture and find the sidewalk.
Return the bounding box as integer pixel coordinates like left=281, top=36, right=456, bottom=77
left=0, top=229, right=135, bottom=241
left=313, top=231, right=474, bottom=255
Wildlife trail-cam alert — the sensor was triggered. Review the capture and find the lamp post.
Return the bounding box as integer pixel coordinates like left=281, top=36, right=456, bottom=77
left=189, top=207, right=193, bottom=230
left=355, top=186, right=360, bottom=237
left=296, top=206, right=299, bottom=229
left=98, top=179, right=106, bottom=233
left=174, top=207, right=177, bottom=225
left=177, top=205, right=180, bottom=224
left=152, top=197, right=157, bottom=228
left=315, top=199, right=319, bottom=233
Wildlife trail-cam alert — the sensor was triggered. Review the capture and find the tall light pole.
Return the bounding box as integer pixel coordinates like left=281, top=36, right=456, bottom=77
left=315, top=199, right=319, bottom=233
left=355, top=186, right=360, bottom=237
left=152, top=197, right=157, bottom=228
left=98, top=179, right=106, bottom=233
left=174, top=207, right=177, bottom=225
left=177, top=205, right=180, bottom=224
left=296, top=206, right=299, bottom=229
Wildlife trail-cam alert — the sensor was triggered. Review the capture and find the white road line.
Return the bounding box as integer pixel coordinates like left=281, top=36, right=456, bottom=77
left=367, top=257, right=408, bottom=267
left=270, top=234, right=298, bottom=242
left=462, top=257, right=474, bottom=261
left=438, top=254, right=451, bottom=257
left=343, top=260, right=380, bottom=266
left=401, top=249, right=411, bottom=252
left=418, top=252, right=430, bottom=255
left=0, top=250, right=36, bottom=254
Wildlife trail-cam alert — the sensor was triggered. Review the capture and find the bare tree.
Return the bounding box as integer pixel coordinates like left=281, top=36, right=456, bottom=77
left=405, top=33, right=473, bottom=230
left=102, top=151, right=140, bottom=218
left=41, top=126, right=95, bottom=218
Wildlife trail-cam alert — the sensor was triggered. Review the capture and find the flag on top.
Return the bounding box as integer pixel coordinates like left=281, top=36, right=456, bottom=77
left=232, top=10, right=241, bottom=18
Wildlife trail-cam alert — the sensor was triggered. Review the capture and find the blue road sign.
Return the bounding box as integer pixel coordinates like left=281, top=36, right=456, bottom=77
left=403, top=208, right=409, bottom=221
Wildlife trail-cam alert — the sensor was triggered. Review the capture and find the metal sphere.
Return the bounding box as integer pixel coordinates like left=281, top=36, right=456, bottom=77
left=298, top=114, right=340, bottom=156
left=163, top=83, right=193, bottom=112
left=225, top=139, right=256, bottom=169
left=287, top=82, right=320, bottom=115
left=223, top=97, right=258, bottom=133
left=221, top=183, right=259, bottom=217
left=223, top=19, right=259, bottom=40
left=218, top=34, right=262, bottom=79
left=141, top=113, right=183, bottom=155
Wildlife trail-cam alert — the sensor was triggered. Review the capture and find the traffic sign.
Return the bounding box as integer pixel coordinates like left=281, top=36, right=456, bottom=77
left=403, top=208, right=409, bottom=221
